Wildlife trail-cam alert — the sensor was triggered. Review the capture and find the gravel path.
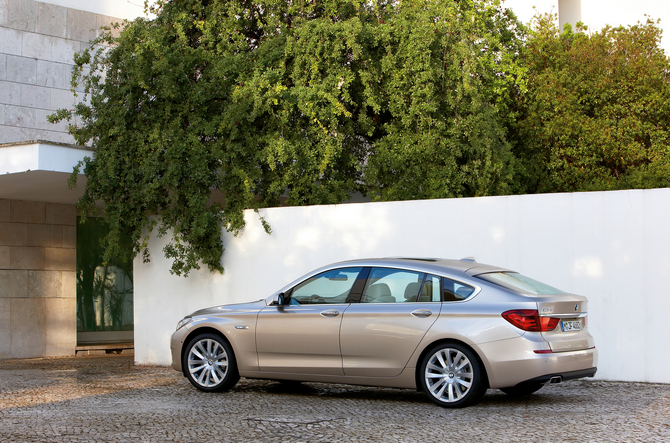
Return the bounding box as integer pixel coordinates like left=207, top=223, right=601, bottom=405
left=1, top=353, right=668, bottom=442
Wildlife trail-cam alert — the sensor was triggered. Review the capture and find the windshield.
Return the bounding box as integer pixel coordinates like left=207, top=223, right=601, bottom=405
left=476, top=272, right=564, bottom=295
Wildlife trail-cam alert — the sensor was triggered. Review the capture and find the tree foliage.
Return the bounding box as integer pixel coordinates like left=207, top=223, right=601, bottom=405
left=515, top=16, right=670, bottom=193
left=52, top=0, right=526, bottom=275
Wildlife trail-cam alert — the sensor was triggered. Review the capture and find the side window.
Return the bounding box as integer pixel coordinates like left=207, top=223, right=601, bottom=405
left=361, top=268, right=426, bottom=303
left=418, top=275, right=442, bottom=302
left=290, top=267, right=362, bottom=305
left=443, top=277, right=476, bottom=302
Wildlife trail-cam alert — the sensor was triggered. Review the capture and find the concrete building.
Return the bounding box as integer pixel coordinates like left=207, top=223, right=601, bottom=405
left=0, top=0, right=141, bottom=358
left=1, top=0, right=669, bottom=365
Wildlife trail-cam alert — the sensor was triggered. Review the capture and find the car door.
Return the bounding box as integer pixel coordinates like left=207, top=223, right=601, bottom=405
left=255, top=267, right=364, bottom=375
left=340, top=269, right=442, bottom=377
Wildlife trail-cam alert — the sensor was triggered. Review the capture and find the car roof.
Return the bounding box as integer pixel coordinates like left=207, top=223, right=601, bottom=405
left=328, top=257, right=512, bottom=277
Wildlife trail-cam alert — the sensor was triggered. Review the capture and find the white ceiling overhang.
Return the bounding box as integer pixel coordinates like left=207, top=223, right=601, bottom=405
left=0, top=141, right=92, bottom=205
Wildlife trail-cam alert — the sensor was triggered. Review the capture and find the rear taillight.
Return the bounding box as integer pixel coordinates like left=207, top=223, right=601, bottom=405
left=502, top=310, right=560, bottom=332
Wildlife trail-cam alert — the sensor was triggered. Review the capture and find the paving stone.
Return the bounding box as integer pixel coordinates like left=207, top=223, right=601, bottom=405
left=0, top=354, right=668, bottom=442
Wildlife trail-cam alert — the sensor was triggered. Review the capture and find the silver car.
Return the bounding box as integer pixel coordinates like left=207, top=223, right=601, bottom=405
left=170, top=258, right=597, bottom=408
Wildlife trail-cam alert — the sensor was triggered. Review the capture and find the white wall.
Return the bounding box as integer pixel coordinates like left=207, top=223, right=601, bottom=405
left=135, top=188, right=670, bottom=383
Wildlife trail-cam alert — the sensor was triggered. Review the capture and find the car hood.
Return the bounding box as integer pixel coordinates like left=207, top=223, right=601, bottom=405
left=189, top=300, right=266, bottom=317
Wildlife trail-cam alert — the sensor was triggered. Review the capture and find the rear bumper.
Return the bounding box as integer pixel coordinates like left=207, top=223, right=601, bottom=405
left=518, top=367, right=597, bottom=385
left=478, top=336, right=598, bottom=389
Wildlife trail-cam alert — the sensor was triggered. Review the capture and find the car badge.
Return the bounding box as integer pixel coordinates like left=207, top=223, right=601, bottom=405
left=574, top=304, right=579, bottom=312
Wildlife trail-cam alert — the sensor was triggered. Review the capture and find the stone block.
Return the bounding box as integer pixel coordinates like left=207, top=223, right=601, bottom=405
left=0, top=0, right=8, bottom=27
left=7, top=0, right=37, bottom=32
left=6, top=55, right=36, bottom=84
left=22, top=31, right=52, bottom=60
left=0, top=269, right=28, bottom=297
left=44, top=297, right=76, bottom=356
left=50, top=87, right=75, bottom=110
left=36, top=60, right=69, bottom=89
left=0, top=53, right=6, bottom=81
left=0, top=221, right=27, bottom=245
left=10, top=246, right=44, bottom=269
left=35, top=108, right=66, bottom=131
left=28, top=270, right=62, bottom=297
left=4, top=104, right=35, bottom=127
left=45, top=203, right=76, bottom=225
left=10, top=200, right=45, bottom=223
left=96, top=15, right=124, bottom=39
left=62, top=225, right=75, bottom=249
left=10, top=297, right=46, bottom=358
left=44, top=247, right=75, bottom=271
left=27, top=224, right=62, bottom=247
left=19, top=126, right=38, bottom=141
left=73, top=65, right=89, bottom=93
left=51, top=37, right=79, bottom=65
left=0, top=199, right=8, bottom=222
left=0, top=245, right=8, bottom=268
left=37, top=2, right=66, bottom=38
left=0, top=298, right=9, bottom=358
left=0, top=26, right=22, bottom=56
left=0, top=80, right=21, bottom=105
left=0, top=124, right=20, bottom=142
left=42, top=128, right=74, bottom=144
left=61, top=270, right=76, bottom=298
left=21, top=84, right=50, bottom=109
left=66, top=8, right=97, bottom=43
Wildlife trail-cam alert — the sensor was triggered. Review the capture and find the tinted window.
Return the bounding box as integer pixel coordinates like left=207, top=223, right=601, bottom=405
left=443, top=277, right=476, bottom=301
left=476, top=272, right=564, bottom=295
left=290, top=267, right=363, bottom=304
left=361, top=268, right=426, bottom=303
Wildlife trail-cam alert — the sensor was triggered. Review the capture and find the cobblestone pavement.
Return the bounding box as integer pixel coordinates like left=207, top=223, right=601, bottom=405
left=0, top=353, right=668, bottom=443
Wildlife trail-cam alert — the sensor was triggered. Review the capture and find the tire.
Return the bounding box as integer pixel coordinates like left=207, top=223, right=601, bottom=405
left=500, top=382, right=544, bottom=397
left=419, top=343, right=486, bottom=408
left=183, top=333, right=240, bottom=392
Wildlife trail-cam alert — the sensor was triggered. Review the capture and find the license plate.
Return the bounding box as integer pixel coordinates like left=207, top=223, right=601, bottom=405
left=561, top=320, right=581, bottom=332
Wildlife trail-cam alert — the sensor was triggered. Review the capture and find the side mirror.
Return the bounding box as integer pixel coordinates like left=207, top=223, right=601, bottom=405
left=271, top=293, right=286, bottom=307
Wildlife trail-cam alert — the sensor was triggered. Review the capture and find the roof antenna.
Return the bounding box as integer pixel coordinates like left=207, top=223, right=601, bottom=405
left=460, top=257, right=476, bottom=263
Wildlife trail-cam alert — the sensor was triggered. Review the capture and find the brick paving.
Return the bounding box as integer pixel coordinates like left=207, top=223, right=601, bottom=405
left=0, top=352, right=668, bottom=442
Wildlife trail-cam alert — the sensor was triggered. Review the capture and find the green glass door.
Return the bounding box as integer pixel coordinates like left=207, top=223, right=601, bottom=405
left=76, top=217, right=134, bottom=345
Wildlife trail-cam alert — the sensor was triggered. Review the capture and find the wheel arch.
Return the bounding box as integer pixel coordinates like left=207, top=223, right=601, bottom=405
left=413, top=338, right=490, bottom=391
left=180, top=326, right=233, bottom=376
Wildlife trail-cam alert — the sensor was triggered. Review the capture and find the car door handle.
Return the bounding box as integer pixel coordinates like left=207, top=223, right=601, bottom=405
left=320, top=310, right=340, bottom=317
left=411, top=309, right=432, bottom=318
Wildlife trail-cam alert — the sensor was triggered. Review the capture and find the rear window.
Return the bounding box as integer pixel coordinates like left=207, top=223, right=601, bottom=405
left=476, top=272, right=564, bottom=295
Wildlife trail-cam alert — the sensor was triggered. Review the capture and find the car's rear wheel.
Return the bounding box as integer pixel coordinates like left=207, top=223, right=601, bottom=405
left=183, top=333, right=239, bottom=392
left=419, top=343, right=486, bottom=408
left=500, top=382, right=544, bottom=396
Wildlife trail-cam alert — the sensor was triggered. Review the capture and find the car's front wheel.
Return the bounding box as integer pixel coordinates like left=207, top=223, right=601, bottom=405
left=183, top=333, right=239, bottom=392
left=419, top=343, right=486, bottom=408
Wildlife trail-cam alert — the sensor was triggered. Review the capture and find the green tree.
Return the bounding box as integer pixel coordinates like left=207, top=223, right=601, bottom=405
left=361, top=0, right=526, bottom=200
left=516, top=15, right=670, bottom=193
left=52, top=0, right=525, bottom=275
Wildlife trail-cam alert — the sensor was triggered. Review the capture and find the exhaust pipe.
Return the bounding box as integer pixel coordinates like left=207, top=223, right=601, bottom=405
left=549, top=376, right=562, bottom=384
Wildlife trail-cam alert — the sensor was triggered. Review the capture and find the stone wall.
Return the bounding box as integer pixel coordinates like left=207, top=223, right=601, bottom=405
left=0, top=0, right=121, bottom=144
left=0, top=198, right=76, bottom=358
